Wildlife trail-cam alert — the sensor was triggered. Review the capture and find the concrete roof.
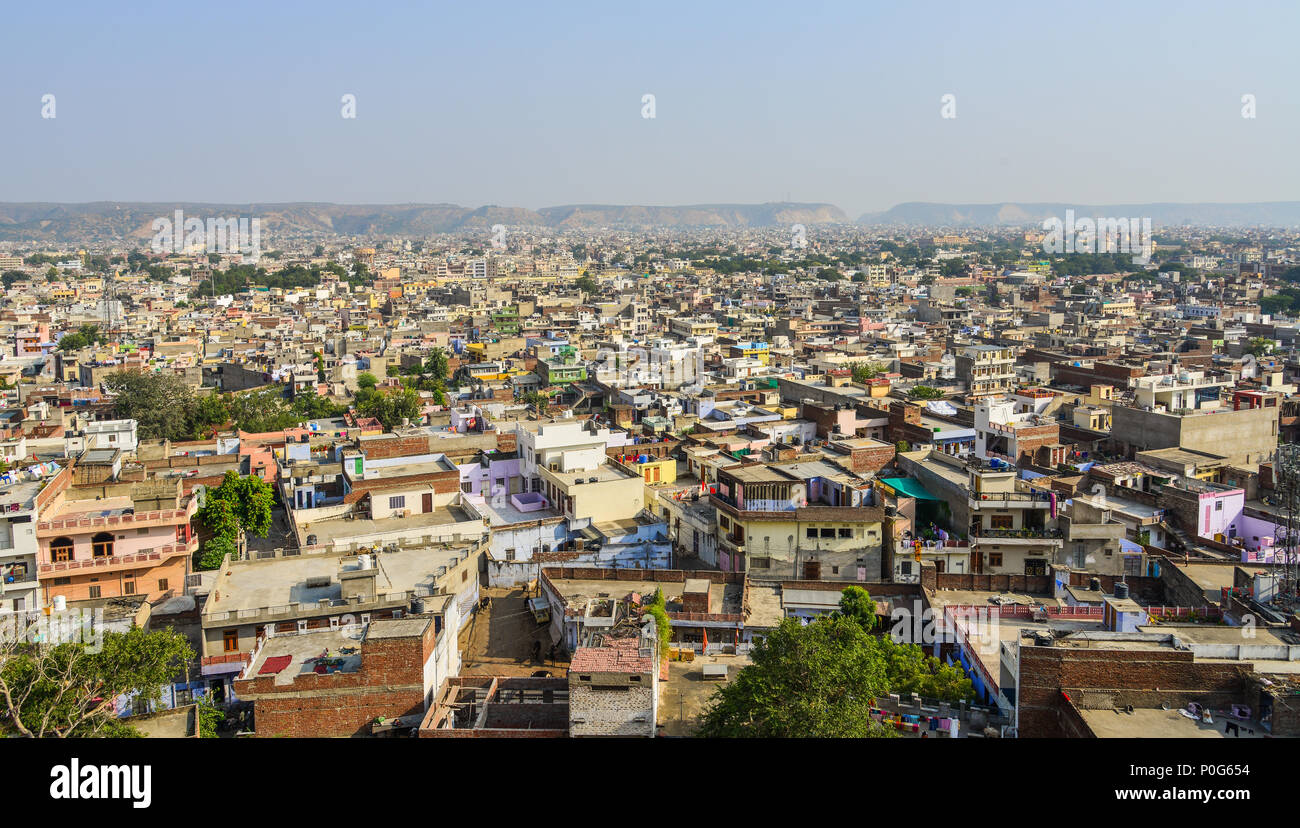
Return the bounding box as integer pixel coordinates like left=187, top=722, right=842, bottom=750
left=204, top=545, right=470, bottom=616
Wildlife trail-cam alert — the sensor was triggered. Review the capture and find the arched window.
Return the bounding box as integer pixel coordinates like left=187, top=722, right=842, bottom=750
left=91, top=532, right=114, bottom=559
left=306, top=534, right=318, bottom=546
left=50, top=537, right=74, bottom=563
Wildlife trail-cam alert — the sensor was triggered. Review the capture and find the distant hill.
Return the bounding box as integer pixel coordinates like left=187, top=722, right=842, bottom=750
left=0, top=201, right=848, bottom=242
left=858, top=202, right=1300, bottom=228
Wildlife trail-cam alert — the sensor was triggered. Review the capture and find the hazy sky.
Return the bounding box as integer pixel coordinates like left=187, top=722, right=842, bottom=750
left=2, top=0, right=1296, bottom=218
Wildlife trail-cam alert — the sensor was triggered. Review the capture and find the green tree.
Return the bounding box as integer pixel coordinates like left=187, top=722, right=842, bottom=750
left=909, top=385, right=944, bottom=400
left=358, top=387, right=421, bottom=430
left=227, top=389, right=299, bottom=433
left=848, top=361, right=883, bottom=383
left=424, top=348, right=449, bottom=382
left=196, top=694, right=224, bottom=737
left=521, top=390, right=550, bottom=415
left=291, top=392, right=345, bottom=420
left=1246, top=337, right=1275, bottom=358
left=56, top=324, right=104, bottom=352
left=197, top=533, right=236, bottom=571
left=876, top=637, right=974, bottom=702
left=189, top=392, right=231, bottom=439
left=356, top=372, right=378, bottom=390
left=200, top=470, right=274, bottom=540
left=643, top=589, right=672, bottom=661
left=103, top=370, right=196, bottom=441
left=0, top=626, right=193, bottom=738
left=698, top=616, right=893, bottom=738
left=575, top=274, right=598, bottom=294
left=835, top=586, right=877, bottom=631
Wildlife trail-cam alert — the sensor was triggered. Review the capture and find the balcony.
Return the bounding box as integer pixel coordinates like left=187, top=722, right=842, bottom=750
left=971, top=527, right=1063, bottom=547
left=38, top=540, right=196, bottom=576
left=970, top=491, right=1053, bottom=508
left=37, top=507, right=192, bottom=538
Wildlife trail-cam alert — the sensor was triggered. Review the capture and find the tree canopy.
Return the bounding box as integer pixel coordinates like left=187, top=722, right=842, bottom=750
left=697, top=611, right=974, bottom=737
left=0, top=626, right=193, bottom=738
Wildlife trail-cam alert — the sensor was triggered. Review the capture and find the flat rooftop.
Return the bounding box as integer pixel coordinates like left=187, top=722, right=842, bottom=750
left=244, top=625, right=367, bottom=686
left=305, top=504, right=475, bottom=545
left=204, top=544, right=472, bottom=617
left=1175, top=563, right=1238, bottom=594
left=548, top=463, right=635, bottom=485
left=1080, top=707, right=1263, bottom=738
left=549, top=577, right=743, bottom=616
left=465, top=493, right=563, bottom=527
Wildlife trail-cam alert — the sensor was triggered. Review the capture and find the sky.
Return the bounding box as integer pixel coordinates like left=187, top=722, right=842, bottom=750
left=1, top=0, right=1297, bottom=219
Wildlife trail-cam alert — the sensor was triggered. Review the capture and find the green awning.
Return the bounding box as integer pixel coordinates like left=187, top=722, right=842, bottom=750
left=879, top=477, right=941, bottom=501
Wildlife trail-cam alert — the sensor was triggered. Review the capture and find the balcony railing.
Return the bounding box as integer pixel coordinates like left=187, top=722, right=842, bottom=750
left=971, top=491, right=1052, bottom=504
left=971, top=528, right=1063, bottom=540
left=37, top=508, right=191, bottom=536
left=38, top=541, right=195, bottom=575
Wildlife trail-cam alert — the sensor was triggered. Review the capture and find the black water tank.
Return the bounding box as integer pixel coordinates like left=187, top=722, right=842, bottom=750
left=1089, top=577, right=1101, bottom=591
left=410, top=597, right=426, bottom=614
left=1114, top=582, right=1130, bottom=599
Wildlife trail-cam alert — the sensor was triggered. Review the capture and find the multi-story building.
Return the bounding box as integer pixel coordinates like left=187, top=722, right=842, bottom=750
left=0, top=474, right=56, bottom=613
left=36, top=453, right=197, bottom=607
left=966, top=458, right=1063, bottom=576
left=957, top=344, right=1017, bottom=398
left=710, top=462, right=885, bottom=579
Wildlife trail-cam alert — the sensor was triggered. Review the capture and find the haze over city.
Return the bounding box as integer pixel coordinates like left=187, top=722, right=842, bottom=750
left=2, top=0, right=1298, bottom=216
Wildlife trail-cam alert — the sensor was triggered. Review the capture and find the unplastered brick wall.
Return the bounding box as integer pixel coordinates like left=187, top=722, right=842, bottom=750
left=569, top=683, right=656, bottom=737
left=235, top=622, right=436, bottom=738
left=1018, top=644, right=1249, bottom=737
left=251, top=688, right=426, bottom=738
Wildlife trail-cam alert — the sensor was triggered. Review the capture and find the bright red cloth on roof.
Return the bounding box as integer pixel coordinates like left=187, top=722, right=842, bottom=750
left=259, top=655, right=293, bottom=675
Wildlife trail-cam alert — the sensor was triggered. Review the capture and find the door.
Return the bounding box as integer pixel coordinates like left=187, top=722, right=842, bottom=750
left=803, top=561, right=821, bottom=580
left=422, top=492, right=433, bottom=513
left=972, top=549, right=983, bottom=574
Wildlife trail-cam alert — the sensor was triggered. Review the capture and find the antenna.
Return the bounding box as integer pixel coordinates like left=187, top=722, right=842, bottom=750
left=1274, top=442, right=1300, bottom=605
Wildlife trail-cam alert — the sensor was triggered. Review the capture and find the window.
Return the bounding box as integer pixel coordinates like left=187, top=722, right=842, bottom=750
left=989, top=553, right=1003, bottom=567
left=123, top=581, right=136, bottom=595
left=158, top=579, right=169, bottom=592
left=990, top=515, right=1013, bottom=530
left=505, top=548, right=516, bottom=562
left=820, top=528, right=834, bottom=538
left=137, top=528, right=149, bottom=536
left=91, top=532, right=114, bottom=558
left=461, top=569, right=468, bottom=582
left=1215, top=501, right=1223, bottom=511
left=806, top=528, right=817, bottom=539
left=88, top=585, right=102, bottom=599
left=223, top=630, right=238, bottom=652
left=54, top=577, right=70, bottom=586
left=389, top=496, right=406, bottom=510
left=838, top=528, right=852, bottom=538
left=831, top=565, right=840, bottom=575
left=50, top=537, right=74, bottom=563
left=751, top=556, right=770, bottom=569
